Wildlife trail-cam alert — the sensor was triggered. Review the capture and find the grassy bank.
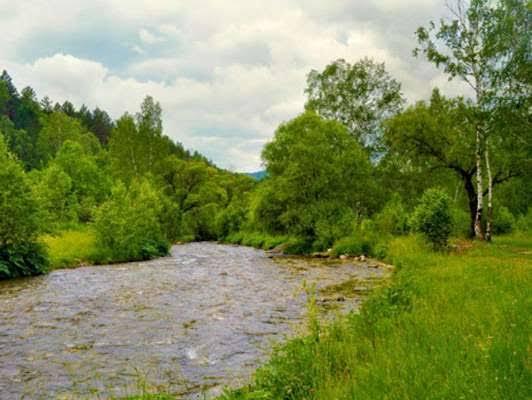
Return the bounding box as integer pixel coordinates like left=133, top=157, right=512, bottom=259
left=218, top=233, right=531, bottom=399
left=41, top=225, right=171, bottom=270
left=40, top=227, right=100, bottom=270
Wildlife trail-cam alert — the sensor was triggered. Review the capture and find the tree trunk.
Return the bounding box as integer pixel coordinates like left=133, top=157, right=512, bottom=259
left=485, top=139, right=493, bottom=241
left=463, top=171, right=477, bottom=238
left=474, top=125, right=484, bottom=240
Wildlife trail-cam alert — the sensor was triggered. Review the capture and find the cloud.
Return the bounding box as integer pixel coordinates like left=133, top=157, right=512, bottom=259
left=139, top=28, right=166, bottom=45
left=1, top=0, right=471, bottom=171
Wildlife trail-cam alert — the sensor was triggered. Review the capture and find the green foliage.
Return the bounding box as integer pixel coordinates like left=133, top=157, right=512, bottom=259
left=221, top=234, right=532, bottom=400
left=216, top=199, right=248, bottom=239
left=109, top=96, right=177, bottom=182
left=54, top=140, right=111, bottom=221
left=30, top=164, right=78, bottom=229
left=37, top=111, right=100, bottom=165
left=410, top=188, right=453, bottom=249
left=373, top=194, right=409, bottom=235
left=0, top=242, right=48, bottom=279
left=331, top=219, right=389, bottom=258
left=94, top=180, right=170, bottom=262
left=450, top=205, right=471, bottom=238
left=0, top=136, right=41, bottom=245
left=0, top=135, right=47, bottom=278
left=492, top=206, right=515, bottom=235
left=305, top=58, right=404, bottom=150
left=41, top=227, right=98, bottom=269
left=516, top=208, right=532, bottom=233
left=258, top=111, right=373, bottom=248
left=331, top=237, right=367, bottom=257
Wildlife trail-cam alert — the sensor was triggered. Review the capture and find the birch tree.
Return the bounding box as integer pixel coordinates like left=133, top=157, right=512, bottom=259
left=414, top=0, right=530, bottom=240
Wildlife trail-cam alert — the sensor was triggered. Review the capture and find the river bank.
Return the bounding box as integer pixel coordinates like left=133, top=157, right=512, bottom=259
left=33, top=230, right=532, bottom=399
left=218, top=233, right=531, bottom=399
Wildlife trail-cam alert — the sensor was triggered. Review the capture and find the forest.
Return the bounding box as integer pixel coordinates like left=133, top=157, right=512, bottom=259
left=0, top=0, right=530, bottom=399
left=1, top=0, right=530, bottom=279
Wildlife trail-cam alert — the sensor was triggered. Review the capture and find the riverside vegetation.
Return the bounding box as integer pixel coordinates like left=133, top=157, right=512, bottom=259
left=0, top=0, right=530, bottom=398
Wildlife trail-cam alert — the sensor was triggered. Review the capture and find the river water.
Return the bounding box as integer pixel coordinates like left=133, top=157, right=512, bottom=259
left=0, top=243, right=390, bottom=399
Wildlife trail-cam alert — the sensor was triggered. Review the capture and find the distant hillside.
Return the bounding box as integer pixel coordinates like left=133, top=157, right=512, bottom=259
left=246, top=170, right=267, bottom=181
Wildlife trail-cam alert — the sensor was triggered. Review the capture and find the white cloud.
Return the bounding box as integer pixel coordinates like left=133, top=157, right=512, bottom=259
left=1, top=0, right=470, bottom=171
left=139, top=28, right=166, bottom=45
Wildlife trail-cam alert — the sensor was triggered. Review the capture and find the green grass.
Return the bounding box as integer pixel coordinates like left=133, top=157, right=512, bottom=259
left=219, top=233, right=532, bottom=399
left=40, top=226, right=99, bottom=269
left=224, top=231, right=292, bottom=250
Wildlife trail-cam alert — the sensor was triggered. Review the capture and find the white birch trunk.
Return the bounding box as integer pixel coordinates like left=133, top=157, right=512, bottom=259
left=485, top=139, right=493, bottom=242
left=474, top=125, right=484, bottom=240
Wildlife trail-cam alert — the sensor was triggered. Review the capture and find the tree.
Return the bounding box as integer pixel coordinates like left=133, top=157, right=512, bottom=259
left=94, top=180, right=169, bottom=261
left=137, top=95, right=163, bottom=172
left=384, top=89, right=524, bottom=237
left=414, top=0, right=530, bottom=240
left=410, top=188, right=453, bottom=250
left=0, top=71, right=20, bottom=122
left=37, top=111, right=100, bottom=165
left=53, top=140, right=111, bottom=222
left=109, top=113, right=141, bottom=181
left=305, top=58, right=404, bottom=151
left=88, top=107, right=114, bottom=145
left=0, top=135, right=47, bottom=278
left=109, top=97, right=174, bottom=181
left=79, top=106, right=114, bottom=145
left=30, top=164, right=77, bottom=229
left=258, top=111, right=373, bottom=249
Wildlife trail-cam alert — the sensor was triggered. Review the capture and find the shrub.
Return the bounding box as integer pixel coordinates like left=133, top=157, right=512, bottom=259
left=94, top=180, right=169, bottom=262
left=516, top=208, right=532, bottom=232
left=0, top=242, right=49, bottom=279
left=0, top=135, right=48, bottom=279
left=284, top=237, right=313, bottom=255
left=215, top=201, right=248, bottom=239
left=410, top=188, right=453, bottom=250
left=332, top=236, right=366, bottom=257
left=312, top=206, right=356, bottom=251
left=450, top=206, right=470, bottom=238
left=492, top=206, right=515, bottom=234
left=374, top=195, right=409, bottom=235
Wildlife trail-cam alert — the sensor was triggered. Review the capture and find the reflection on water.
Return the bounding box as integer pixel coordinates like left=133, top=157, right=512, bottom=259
left=0, top=243, right=390, bottom=399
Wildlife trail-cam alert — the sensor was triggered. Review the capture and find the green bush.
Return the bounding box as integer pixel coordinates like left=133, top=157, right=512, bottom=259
left=312, top=206, right=356, bottom=251
left=492, top=206, right=515, bottom=234
left=332, top=236, right=367, bottom=256
left=410, top=188, right=453, bottom=250
left=516, top=208, right=532, bottom=232
left=450, top=205, right=470, bottom=238
left=0, top=242, right=49, bottom=279
left=216, top=201, right=248, bottom=239
left=374, top=195, right=409, bottom=235
left=94, top=180, right=169, bottom=262
left=283, top=237, right=313, bottom=255
left=0, top=135, right=48, bottom=279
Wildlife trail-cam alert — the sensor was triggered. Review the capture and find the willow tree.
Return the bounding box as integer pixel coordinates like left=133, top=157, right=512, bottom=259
left=414, top=0, right=530, bottom=240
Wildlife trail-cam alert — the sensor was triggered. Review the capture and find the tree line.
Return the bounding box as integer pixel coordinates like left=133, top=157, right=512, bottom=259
left=0, top=0, right=530, bottom=280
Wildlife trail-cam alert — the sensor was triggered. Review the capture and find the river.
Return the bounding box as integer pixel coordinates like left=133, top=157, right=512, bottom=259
left=0, top=243, right=390, bottom=399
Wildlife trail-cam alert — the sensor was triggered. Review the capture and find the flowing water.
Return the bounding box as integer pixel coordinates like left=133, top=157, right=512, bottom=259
left=0, top=243, right=391, bottom=399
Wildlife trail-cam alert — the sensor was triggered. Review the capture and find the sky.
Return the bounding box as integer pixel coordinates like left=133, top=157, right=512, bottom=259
left=1, top=0, right=471, bottom=172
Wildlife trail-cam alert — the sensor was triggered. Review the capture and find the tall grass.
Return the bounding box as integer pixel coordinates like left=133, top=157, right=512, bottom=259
left=220, top=233, right=532, bottom=399
left=40, top=226, right=99, bottom=269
